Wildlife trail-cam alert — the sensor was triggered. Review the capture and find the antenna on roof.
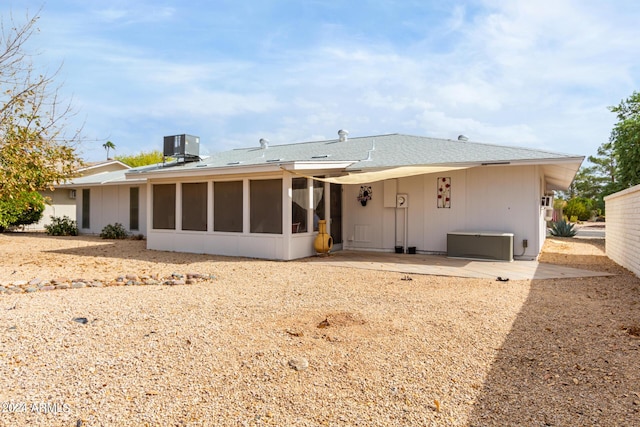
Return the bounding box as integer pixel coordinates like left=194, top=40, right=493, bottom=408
left=458, top=135, right=469, bottom=142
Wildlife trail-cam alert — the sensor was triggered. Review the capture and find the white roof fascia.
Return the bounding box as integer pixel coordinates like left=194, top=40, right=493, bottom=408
left=473, top=156, right=584, bottom=167
left=56, top=178, right=146, bottom=188
left=128, top=161, right=354, bottom=180
left=127, top=163, right=287, bottom=180
left=285, top=161, right=355, bottom=170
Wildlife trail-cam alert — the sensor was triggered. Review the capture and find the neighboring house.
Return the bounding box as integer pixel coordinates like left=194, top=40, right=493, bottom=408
left=79, top=159, right=132, bottom=175
left=91, top=131, right=580, bottom=261
left=56, top=163, right=158, bottom=236
left=29, top=160, right=130, bottom=231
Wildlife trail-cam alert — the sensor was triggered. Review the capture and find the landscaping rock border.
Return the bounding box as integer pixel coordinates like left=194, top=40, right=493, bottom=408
left=0, top=272, right=216, bottom=295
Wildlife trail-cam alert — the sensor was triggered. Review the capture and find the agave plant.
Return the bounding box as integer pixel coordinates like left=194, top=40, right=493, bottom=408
left=550, top=219, right=577, bottom=237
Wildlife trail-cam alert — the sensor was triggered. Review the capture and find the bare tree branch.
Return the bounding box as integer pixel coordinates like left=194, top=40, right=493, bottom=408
left=0, top=7, right=83, bottom=199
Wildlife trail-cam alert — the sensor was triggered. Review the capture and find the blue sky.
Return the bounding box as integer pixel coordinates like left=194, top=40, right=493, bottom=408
left=3, top=0, right=639, bottom=162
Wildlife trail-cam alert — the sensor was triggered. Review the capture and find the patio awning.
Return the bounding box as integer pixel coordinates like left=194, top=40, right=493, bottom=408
left=283, top=165, right=470, bottom=184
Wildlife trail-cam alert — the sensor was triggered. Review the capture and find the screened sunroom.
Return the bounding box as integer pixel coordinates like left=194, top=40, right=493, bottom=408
left=143, top=168, right=345, bottom=260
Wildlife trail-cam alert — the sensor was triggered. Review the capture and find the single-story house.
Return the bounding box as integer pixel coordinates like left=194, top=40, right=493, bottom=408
left=55, top=161, right=160, bottom=235
left=29, top=160, right=131, bottom=231
left=61, top=132, right=583, bottom=261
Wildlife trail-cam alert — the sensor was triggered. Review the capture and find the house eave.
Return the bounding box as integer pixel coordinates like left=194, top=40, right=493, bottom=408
left=129, top=160, right=355, bottom=180
left=473, top=156, right=585, bottom=191
left=56, top=177, right=147, bottom=188
left=328, top=156, right=585, bottom=186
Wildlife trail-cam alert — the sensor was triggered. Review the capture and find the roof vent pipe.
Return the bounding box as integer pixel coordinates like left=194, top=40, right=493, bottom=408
left=338, top=129, right=349, bottom=142
left=259, top=138, right=269, bottom=149
left=458, top=135, right=469, bottom=142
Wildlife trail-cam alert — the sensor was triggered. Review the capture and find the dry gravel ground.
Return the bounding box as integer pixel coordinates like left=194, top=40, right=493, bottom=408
left=0, top=233, right=638, bottom=426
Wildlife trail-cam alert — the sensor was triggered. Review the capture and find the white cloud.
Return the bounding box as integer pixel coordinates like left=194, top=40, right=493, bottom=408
left=150, top=90, right=282, bottom=118
left=415, top=108, right=537, bottom=145
left=446, top=4, right=467, bottom=33
left=433, top=81, right=504, bottom=111
left=93, top=5, right=175, bottom=24
left=12, top=0, right=639, bottom=161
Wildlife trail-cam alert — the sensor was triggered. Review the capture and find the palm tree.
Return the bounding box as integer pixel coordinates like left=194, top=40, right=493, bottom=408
left=103, top=141, right=116, bottom=160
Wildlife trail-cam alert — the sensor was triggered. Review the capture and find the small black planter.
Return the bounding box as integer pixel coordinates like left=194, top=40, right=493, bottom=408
left=408, top=246, right=416, bottom=254
left=395, top=246, right=404, bottom=254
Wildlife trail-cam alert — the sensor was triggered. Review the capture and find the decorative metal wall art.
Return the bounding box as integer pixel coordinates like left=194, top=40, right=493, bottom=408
left=437, top=177, right=451, bottom=208
left=357, top=186, right=372, bottom=206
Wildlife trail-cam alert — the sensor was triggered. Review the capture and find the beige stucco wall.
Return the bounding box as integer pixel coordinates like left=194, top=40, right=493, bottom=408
left=342, top=165, right=544, bottom=259
left=27, top=189, right=77, bottom=231
left=605, top=184, right=640, bottom=277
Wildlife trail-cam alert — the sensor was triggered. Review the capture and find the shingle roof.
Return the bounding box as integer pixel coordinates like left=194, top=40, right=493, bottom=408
left=58, top=162, right=165, bottom=187
left=120, top=133, right=583, bottom=189
left=179, top=133, right=582, bottom=171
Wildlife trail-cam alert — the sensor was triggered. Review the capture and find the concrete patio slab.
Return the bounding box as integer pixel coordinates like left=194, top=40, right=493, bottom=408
left=307, top=251, right=613, bottom=280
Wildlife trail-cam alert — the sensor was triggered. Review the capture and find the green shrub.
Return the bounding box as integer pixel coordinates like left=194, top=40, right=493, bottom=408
left=45, top=216, right=78, bottom=236
left=100, top=223, right=128, bottom=239
left=115, top=150, right=166, bottom=167
left=550, top=220, right=577, bottom=237
left=563, top=197, right=593, bottom=222
left=0, top=191, right=46, bottom=231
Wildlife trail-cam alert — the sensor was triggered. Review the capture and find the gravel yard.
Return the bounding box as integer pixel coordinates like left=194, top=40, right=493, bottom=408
left=0, top=233, right=638, bottom=426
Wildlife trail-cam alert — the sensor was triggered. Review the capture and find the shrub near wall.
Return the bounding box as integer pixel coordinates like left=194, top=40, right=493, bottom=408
left=100, top=223, right=128, bottom=239
left=45, top=216, right=78, bottom=236
left=0, top=191, right=45, bottom=231
left=564, top=197, right=593, bottom=221
left=605, top=184, right=640, bottom=277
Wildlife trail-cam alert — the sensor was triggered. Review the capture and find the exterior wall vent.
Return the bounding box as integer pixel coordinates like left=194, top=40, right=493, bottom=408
left=163, top=134, right=200, bottom=163
left=338, top=129, right=349, bottom=142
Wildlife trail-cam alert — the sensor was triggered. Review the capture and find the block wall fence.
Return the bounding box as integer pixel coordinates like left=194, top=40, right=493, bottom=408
left=605, top=184, right=640, bottom=277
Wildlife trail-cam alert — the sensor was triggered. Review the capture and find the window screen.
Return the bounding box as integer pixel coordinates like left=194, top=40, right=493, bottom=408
left=129, top=187, right=139, bottom=231
left=153, top=184, right=176, bottom=230
left=250, top=179, right=282, bottom=234
left=214, top=181, right=243, bottom=232
left=291, top=177, right=308, bottom=233
left=182, top=182, right=207, bottom=231
left=313, top=179, right=325, bottom=231
left=82, top=189, right=90, bottom=229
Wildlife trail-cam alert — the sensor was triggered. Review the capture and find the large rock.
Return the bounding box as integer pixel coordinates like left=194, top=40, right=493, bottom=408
left=288, top=357, right=309, bottom=371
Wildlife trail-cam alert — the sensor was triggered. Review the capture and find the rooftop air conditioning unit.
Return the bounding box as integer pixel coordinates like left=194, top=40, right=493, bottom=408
left=163, top=134, right=200, bottom=161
